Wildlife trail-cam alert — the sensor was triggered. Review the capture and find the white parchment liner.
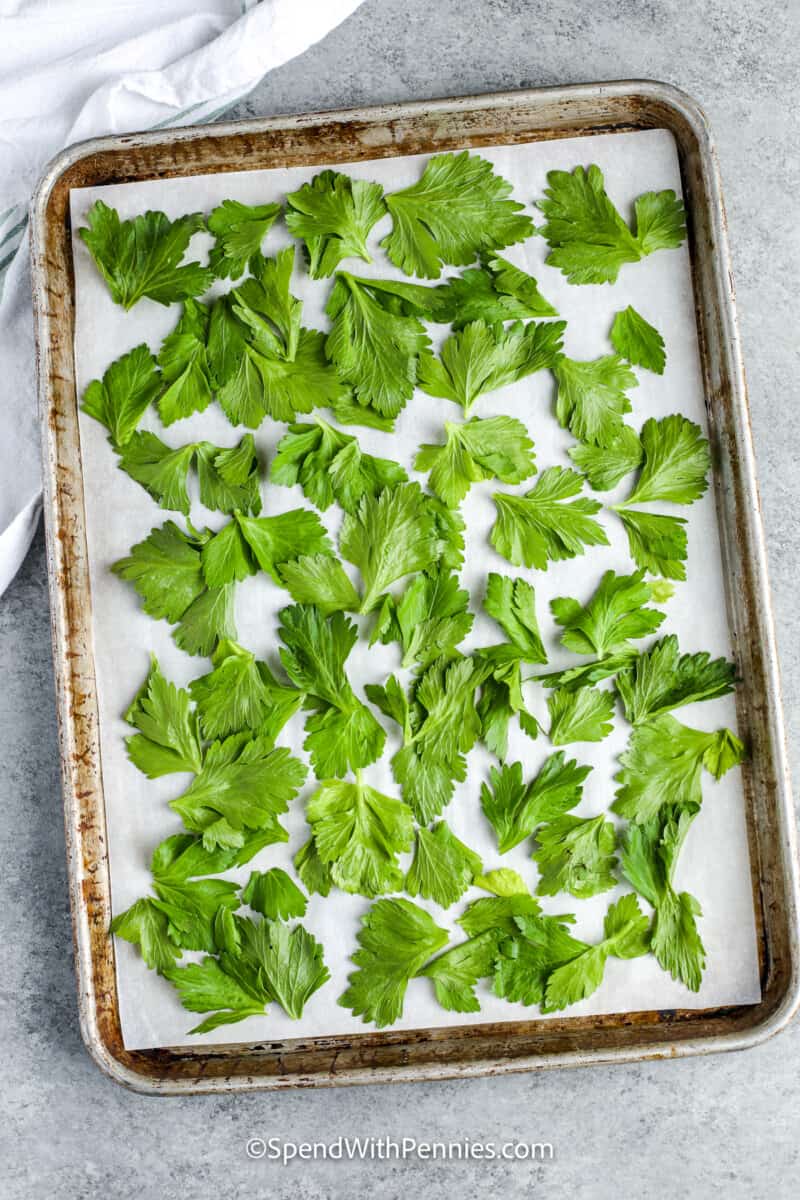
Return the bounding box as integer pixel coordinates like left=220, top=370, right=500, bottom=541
left=69, top=128, right=760, bottom=1050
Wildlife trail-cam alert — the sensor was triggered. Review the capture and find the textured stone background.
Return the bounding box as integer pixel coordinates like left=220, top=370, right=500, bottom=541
left=3, top=2, right=799, bottom=1196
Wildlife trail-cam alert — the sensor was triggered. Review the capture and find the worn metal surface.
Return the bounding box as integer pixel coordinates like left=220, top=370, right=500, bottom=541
left=28, top=80, right=800, bottom=1094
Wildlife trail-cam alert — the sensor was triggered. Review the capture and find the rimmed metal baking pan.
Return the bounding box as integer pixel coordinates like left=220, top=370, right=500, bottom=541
left=29, top=80, right=800, bottom=1094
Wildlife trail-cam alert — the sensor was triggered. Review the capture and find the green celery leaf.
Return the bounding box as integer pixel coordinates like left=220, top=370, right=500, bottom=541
left=242, top=328, right=348, bottom=423
left=481, top=752, right=591, bottom=854
left=417, top=930, right=499, bottom=1013
left=235, top=508, right=332, bottom=582
left=474, top=868, right=530, bottom=896
left=475, top=652, right=540, bottom=761
left=81, top=344, right=161, bottom=448
left=458, top=892, right=542, bottom=940
left=173, top=584, right=237, bottom=657
left=550, top=568, right=665, bottom=657
left=215, top=348, right=265, bottom=427
left=278, top=604, right=386, bottom=777
left=242, top=868, right=307, bottom=920
left=536, top=165, right=685, bottom=285
left=613, top=713, right=746, bottom=824
left=648, top=579, right=676, bottom=604
left=485, top=253, right=559, bottom=314
left=703, top=728, right=747, bottom=779
left=125, top=654, right=202, bottom=778
left=568, top=424, right=643, bottom=491
left=271, top=416, right=406, bottom=514
left=157, top=298, right=213, bottom=426
left=277, top=604, right=357, bottom=705
left=534, top=814, right=617, bottom=899
left=390, top=656, right=486, bottom=823
left=229, top=826, right=293, bottom=867
left=303, top=703, right=387, bottom=782
left=615, top=507, right=688, bottom=581
left=214, top=918, right=277, bottom=1009
left=243, top=920, right=329, bottom=1020
left=219, top=248, right=347, bottom=422
left=164, top=956, right=267, bottom=1032
left=428, top=496, right=466, bottom=571
left=478, top=761, right=529, bottom=851
left=151, top=876, right=239, bottom=953
left=306, top=776, right=414, bottom=898
left=189, top=638, right=301, bottom=740
left=294, top=838, right=333, bottom=898
left=537, top=165, right=640, bottom=284
left=616, top=634, right=736, bottom=724
left=278, top=554, right=361, bottom=616
left=415, top=415, right=536, bottom=508
left=418, top=319, right=564, bottom=414
left=329, top=273, right=452, bottom=320
left=364, top=673, right=410, bottom=730
left=610, top=305, right=666, bottom=374
left=492, top=912, right=586, bottom=1006
left=434, top=254, right=558, bottom=330
left=112, top=520, right=206, bottom=623
left=109, top=897, right=182, bottom=972
left=214, top=913, right=328, bottom=1021
left=326, top=272, right=431, bottom=423
left=78, top=200, right=214, bottom=308
left=231, top=247, right=302, bottom=359
left=536, top=649, right=638, bottom=693
left=554, top=354, right=637, bottom=447
left=633, top=190, right=687, bottom=254
left=212, top=907, right=242, bottom=955
left=339, top=898, right=448, bottom=1027
left=621, top=803, right=706, bottom=991
left=548, top=686, right=616, bottom=745
left=405, top=821, right=482, bottom=908
left=491, top=466, right=607, bottom=570
left=113, top=521, right=236, bottom=657
left=200, top=519, right=256, bottom=589
left=484, top=572, right=547, bottom=663
left=118, top=431, right=195, bottom=515
left=370, top=565, right=473, bottom=669
left=207, top=296, right=265, bottom=427
left=383, top=150, right=533, bottom=279
left=150, top=833, right=239, bottom=883
left=195, top=434, right=262, bottom=516
left=286, top=170, right=386, bottom=278
left=624, top=415, right=710, bottom=505
left=207, top=200, right=281, bottom=280
left=207, top=295, right=248, bottom=390
left=340, top=481, right=444, bottom=614
left=543, top=894, right=650, bottom=1012
left=171, top=737, right=307, bottom=847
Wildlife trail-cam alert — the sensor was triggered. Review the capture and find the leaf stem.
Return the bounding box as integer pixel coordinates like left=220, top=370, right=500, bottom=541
left=358, top=584, right=381, bottom=615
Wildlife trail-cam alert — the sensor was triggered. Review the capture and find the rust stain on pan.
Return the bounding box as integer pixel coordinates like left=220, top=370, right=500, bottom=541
left=28, top=81, right=800, bottom=1094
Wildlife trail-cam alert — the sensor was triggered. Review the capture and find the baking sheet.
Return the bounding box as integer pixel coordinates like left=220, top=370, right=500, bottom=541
left=69, top=128, right=761, bottom=1051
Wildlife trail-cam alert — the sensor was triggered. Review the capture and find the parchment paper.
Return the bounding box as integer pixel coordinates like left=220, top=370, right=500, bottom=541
left=69, top=128, right=761, bottom=1051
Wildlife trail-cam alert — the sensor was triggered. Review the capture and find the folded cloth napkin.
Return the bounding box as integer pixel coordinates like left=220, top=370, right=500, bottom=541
left=0, top=0, right=364, bottom=598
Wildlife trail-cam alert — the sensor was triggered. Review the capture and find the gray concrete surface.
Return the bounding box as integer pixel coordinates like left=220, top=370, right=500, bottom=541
left=3, top=1, right=799, bottom=1196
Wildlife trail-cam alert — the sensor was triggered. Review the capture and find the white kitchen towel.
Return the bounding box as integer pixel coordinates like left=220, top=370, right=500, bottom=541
left=0, top=0, right=364, bottom=597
